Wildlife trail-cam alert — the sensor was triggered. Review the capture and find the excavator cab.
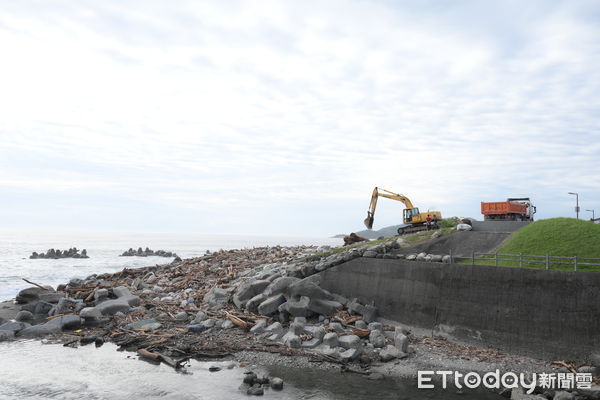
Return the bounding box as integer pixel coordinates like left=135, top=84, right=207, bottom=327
left=403, top=208, right=420, bottom=224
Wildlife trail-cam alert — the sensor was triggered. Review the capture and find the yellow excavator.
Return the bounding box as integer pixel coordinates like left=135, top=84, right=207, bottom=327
left=364, top=187, right=443, bottom=235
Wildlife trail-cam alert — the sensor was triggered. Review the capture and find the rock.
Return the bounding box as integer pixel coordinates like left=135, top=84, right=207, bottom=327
left=590, top=354, right=600, bottom=368
left=18, top=324, right=60, bottom=337
left=416, top=252, right=427, bottom=261
left=221, top=320, right=235, bottom=329
left=264, top=276, right=300, bottom=297
left=46, top=314, right=81, bottom=330
left=192, top=311, right=207, bottom=324
left=247, top=384, right=264, bottom=396
left=208, top=366, right=221, bottom=372
left=368, top=372, right=385, bottom=380
left=250, top=319, right=268, bottom=334
left=339, top=347, right=362, bottom=361
left=338, top=334, right=361, bottom=349
left=94, top=289, right=109, bottom=303
left=38, top=292, right=64, bottom=304
left=305, top=326, right=326, bottom=341
left=347, top=299, right=377, bottom=323
left=257, top=294, right=286, bottom=316
left=126, top=319, right=162, bottom=331
left=431, top=231, right=442, bottom=239
left=16, top=287, right=52, bottom=304
left=354, top=320, right=367, bottom=330
left=362, top=250, right=377, bottom=258
left=307, top=298, right=343, bottom=316
left=379, top=345, right=406, bottom=362
left=368, top=322, right=383, bottom=331
left=430, top=254, right=443, bottom=262
left=119, top=295, right=141, bottom=307
left=270, top=377, right=284, bottom=390
left=245, top=293, right=267, bottom=313
left=394, top=329, right=409, bottom=353
left=286, top=279, right=336, bottom=301
left=0, top=321, right=31, bottom=333
left=442, top=255, right=451, bottom=263
left=187, top=324, right=206, bottom=333
left=328, top=322, right=345, bottom=334
left=369, top=330, right=386, bottom=348
left=281, top=295, right=310, bottom=317
left=203, top=287, right=229, bottom=308
left=202, top=319, right=216, bottom=328
left=80, top=307, right=102, bottom=319
left=323, top=332, right=338, bottom=347
left=15, top=310, right=33, bottom=322
left=233, top=280, right=271, bottom=308
left=95, top=299, right=131, bottom=315
left=175, top=312, right=189, bottom=321
left=265, top=322, right=284, bottom=334
left=285, top=335, right=301, bottom=349
left=0, top=330, right=15, bottom=341
left=406, top=254, right=417, bottom=261
left=112, top=286, right=132, bottom=298
left=243, top=372, right=258, bottom=385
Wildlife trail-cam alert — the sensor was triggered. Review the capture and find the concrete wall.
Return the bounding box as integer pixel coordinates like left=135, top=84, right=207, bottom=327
left=318, top=258, right=600, bottom=360
left=470, top=220, right=531, bottom=232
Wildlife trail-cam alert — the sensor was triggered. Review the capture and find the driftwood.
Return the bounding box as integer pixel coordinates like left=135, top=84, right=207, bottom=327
left=22, top=278, right=48, bottom=290
left=138, top=348, right=161, bottom=361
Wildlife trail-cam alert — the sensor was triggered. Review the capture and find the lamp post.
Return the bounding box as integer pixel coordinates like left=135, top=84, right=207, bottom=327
left=586, top=209, right=595, bottom=220
left=568, top=192, right=579, bottom=219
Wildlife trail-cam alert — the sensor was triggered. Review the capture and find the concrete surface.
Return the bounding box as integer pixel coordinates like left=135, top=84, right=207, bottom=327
left=399, top=231, right=511, bottom=257
left=318, top=258, right=600, bottom=360
left=470, top=220, right=531, bottom=232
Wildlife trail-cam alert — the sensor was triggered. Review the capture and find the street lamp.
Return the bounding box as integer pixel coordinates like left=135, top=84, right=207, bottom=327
left=586, top=209, right=595, bottom=220
left=568, top=192, right=579, bottom=219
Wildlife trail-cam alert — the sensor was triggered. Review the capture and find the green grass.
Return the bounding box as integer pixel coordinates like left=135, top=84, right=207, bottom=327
left=463, top=218, right=600, bottom=271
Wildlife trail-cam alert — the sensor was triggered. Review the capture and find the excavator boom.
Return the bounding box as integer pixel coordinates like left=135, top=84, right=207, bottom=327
left=363, top=187, right=442, bottom=233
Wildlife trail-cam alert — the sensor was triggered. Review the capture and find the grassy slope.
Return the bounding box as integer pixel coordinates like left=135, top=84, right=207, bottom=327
left=498, top=218, right=600, bottom=257
left=473, top=218, right=600, bottom=271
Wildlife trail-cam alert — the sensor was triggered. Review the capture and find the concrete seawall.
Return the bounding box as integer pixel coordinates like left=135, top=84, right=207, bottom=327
left=318, top=258, right=600, bottom=360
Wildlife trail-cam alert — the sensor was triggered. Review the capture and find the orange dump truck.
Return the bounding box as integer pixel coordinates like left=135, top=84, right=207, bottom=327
left=481, top=198, right=536, bottom=221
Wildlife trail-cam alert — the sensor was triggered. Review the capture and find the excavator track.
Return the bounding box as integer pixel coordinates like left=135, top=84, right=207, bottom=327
left=397, top=223, right=439, bottom=236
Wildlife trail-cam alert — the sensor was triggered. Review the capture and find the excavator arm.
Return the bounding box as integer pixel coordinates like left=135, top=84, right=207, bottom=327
left=364, top=187, right=415, bottom=229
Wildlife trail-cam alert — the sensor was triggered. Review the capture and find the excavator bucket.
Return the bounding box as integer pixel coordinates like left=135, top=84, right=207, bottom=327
left=364, top=214, right=374, bottom=229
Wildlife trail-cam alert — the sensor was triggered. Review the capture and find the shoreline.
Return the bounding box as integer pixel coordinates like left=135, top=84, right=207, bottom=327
left=1, top=240, right=599, bottom=399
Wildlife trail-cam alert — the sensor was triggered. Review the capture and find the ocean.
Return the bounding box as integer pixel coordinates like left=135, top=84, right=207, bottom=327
left=0, top=230, right=340, bottom=302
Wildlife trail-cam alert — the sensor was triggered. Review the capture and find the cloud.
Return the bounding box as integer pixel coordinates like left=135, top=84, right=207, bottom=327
left=0, top=0, right=599, bottom=234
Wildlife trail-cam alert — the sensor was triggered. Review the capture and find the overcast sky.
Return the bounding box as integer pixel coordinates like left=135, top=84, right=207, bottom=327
left=0, top=0, right=599, bottom=236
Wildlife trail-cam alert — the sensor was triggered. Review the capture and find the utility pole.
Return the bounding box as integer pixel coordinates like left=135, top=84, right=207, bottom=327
left=568, top=192, right=579, bottom=219
left=586, top=209, right=595, bottom=220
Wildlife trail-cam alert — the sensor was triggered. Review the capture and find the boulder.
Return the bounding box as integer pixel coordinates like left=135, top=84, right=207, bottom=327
left=233, top=280, right=270, bottom=308
left=203, top=287, right=230, bottom=308
left=394, top=329, right=409, bottom=353
left=95, top=299, right=131, bottom=315
left=286, top=279, right=336, bottom=301
left=362, top=250, right=377, bottom=258
left=112, top=286, right=132, bottom=298
left=0, top=321, right=31, bottom=333
left=379, top=345, right=407, bottom=362
left=192, top=311, right=207, bottom=324
left=245, top=293, right=267, bottom=313
left=257, top=294, right=286, bottom=316
left=322, top=332, right=338, bottom=347
left=263, top=276, right=300, bottom=297
left=94, top=289, right=109, bottom=303
left=16, top=287, right=53, bottom=304
left=270, top=377, right=284, bottom=390
left=338, top=334, right=361, bottom=349
left=339, top=347, right=362, bottom=362
left=307, top=299, right=343, bottom=316
left=0, top=330, right=14, bottom=341
left=15, top=310, right=33, bottom=322
left=305, top=326, right=326, bottom=341
left=280, top=296, right=310, bottom=317
left=250, top=319, right=268, bottom=334
left=80, top=307, right=102, bottom=319
left=369, top=330, right=386, bottom=348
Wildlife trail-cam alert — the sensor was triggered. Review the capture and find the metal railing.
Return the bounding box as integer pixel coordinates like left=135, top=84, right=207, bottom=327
left=448, top=250, right=600, bottom=271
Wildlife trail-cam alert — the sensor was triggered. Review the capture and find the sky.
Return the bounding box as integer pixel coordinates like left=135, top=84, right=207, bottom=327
left=0, top=0, right=599, bottom=237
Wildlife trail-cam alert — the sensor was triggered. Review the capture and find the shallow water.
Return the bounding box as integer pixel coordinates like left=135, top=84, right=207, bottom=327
left=0, top=340, right=503, bottom=400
